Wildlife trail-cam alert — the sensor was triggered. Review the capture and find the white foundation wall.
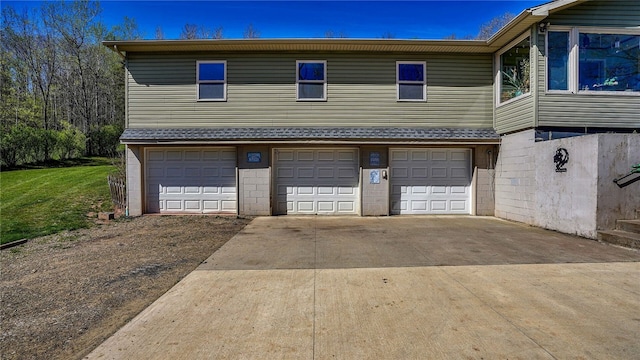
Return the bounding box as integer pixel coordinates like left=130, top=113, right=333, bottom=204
left=595, top=135, right=640, bottom=231
left=494, top=130, right=536, bottom=224
left=495, top=132, right=640, bottom=239
left=533, top=136, right=599, bottom=238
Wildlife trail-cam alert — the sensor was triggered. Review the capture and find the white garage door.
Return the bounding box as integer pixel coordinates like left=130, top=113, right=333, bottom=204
left=390, top=148, right=471, bottom=215
left=145, top=148, right=236, bottom=214
left=274, top=148, right=359, bottom=215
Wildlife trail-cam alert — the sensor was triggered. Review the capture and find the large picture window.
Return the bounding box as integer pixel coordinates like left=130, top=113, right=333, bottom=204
left=197, top=61, right=226, bottom=101
left=498, top=35, right=531, bottom=104
left=579, top=33, right=639, bottom=92
left=296, top=60, right=326, bottom=101
left=397, top=61, right=426, bottom=101
left=547, top=29, right=640, bottom=94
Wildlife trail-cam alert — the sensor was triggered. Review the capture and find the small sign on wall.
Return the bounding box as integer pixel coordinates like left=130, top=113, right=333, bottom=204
left=247, top=152, right=262, bottom=163
left=370, top=152, right=381, bottom=167
left=554, top=148, right=568, bottom=172
left=370, top=169, right=380, bottom=184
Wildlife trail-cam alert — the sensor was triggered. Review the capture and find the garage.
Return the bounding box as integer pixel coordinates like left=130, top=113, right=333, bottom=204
left=145, top=148, right=237, bottom=213
left=274, top=148, right=359, bottom=215
left=390, top=148, right=471, bottom=214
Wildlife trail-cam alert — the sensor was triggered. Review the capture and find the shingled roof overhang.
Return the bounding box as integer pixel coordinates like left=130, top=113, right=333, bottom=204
left=120, top=127, right=501, bottom=145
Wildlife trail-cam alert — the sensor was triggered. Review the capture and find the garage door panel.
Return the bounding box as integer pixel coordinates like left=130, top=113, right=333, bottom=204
left=275, top=148, right=359, bottom=215
left=317, top=168, right=334, bottom=178
left=145, top=148, right=236, bottom=214
left=298, top=201, right=315, bottom=212
left=392, top=167, right=409, bottom=178
left=165, top=151, right=183, bottom=161
left=411, top=150, right=429, bottom=161
left=297, top=151, right=314, bottom=161
left=431, top=151, right=447, bottom=161
left=391, top=148, right=471, bottom=215
left=318, top=202, right=335, bottom=212
left=338, top=201, right=355, bottom=212
left=298, top=168, right=314, bottom=178
left=317, top=151, right=334, bottom=161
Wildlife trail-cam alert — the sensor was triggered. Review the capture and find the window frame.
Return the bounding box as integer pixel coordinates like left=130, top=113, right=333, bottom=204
left=196, top=60, right=227, bottom=102
left=545, top=26, right=640, bottom=96
left=396, top=61, right=427, bottom=102
left=296, top=60, right=327, bottom=101
left=495, top=32, right=532, bottom=107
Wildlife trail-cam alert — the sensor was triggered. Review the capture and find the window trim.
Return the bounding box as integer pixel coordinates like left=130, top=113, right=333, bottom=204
left=495, top=32, right=532, bottom=107
left=546, top=26, right=640, bottom=96
left=296, top=60, right=327, bottom=101
left=196, top=60, right=227, bottom=102
left=396, top=61, right=427, bottom=102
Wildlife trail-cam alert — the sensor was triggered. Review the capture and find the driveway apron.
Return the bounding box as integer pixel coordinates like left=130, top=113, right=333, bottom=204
left=86, top=216, right=640, bottom=359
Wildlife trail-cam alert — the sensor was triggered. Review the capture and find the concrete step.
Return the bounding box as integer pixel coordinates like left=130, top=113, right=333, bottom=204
left=617, top=220, right=640, bottom=234
left=598, top=230, right=640, bottom=250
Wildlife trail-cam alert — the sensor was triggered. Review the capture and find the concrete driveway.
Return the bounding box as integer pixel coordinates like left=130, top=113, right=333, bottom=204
left=86, top=216, right=640, bottom=359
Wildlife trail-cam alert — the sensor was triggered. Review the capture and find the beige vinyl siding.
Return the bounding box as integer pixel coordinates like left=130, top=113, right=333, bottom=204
left=545, top=0, right=640, bottom=27
left=494, top=95, right=535, bottom=134
left=537, top=0, right=640, bottom=129
left=126, top=52, right=493, bottom=128
left=494, top=28, right=537, bottom=135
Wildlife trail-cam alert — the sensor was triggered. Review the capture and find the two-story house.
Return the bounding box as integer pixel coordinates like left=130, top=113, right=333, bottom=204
left=104, top=0, right=639, bottom=239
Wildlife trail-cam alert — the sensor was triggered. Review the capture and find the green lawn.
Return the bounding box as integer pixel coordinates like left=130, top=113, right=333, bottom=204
left=1, top=159, right=116, bottom=244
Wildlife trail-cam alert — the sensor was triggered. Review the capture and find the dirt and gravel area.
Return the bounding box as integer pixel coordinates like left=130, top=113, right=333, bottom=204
left=0, top=215, right=252, bottom=360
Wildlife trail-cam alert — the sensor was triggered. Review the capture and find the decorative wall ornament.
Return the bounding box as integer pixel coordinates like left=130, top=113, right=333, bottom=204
left=554, top=148, right=569, bottom=172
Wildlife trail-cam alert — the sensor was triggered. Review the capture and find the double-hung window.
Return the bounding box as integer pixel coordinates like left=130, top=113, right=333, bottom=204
left=547, top=28, right=640, bottom=94
left=397, top=61, right=426, bottom=101
left=197, top=61, right=226, bottom=101
left=297, top=60, right=326, bottom=101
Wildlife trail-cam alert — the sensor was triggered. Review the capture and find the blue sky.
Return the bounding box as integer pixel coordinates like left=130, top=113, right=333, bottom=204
left=6, top=0, right=543, bottom=40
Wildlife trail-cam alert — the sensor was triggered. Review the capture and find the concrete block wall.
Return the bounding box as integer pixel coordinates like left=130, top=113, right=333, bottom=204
left=595, top=134, right=640, bottom=232
left=495, top=131, right=639, bottom=239
left=475, top=169, right=495, bottom=216
left=238, top=168, right=271, bottom=215
left=533, top=135, right=599, bottom=238
left=494, top=130, right=536, bottom=223
left=473, top=145, right=497, bottom=216
left=362, top=168, right=389, bottom=216
left=126, top=145, right=143, bottom=217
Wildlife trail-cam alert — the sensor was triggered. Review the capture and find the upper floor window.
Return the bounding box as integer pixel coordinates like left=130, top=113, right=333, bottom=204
left=197, top=61, right=226, bottom=101
left=498, top=35, right=531, bottom=104
left=397, top=61, right=426, bottom=101
left=547, top=28, right=640, bottom=94
left=297, top=60, right=326, bottom=101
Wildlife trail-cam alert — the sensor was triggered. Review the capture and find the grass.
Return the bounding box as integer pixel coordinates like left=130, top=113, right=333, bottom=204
left=1, top=158, right=116, bottom=244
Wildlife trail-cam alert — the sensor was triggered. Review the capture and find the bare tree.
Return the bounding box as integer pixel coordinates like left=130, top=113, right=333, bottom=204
left=213, top=26, right=224, bottom=39
left=180, top=23, right=199, bottom=39
left=325, top=30, right=348, bottom=38
left=180, top=24, right=223, bottom=39
left=476, top=12, right=515, bottom=40
left=380, top=31, right=396, bottom=39
left=243, top=23, right=260, bottom=39
left=155, top=26, right=164, bottom=40
left=443, top=33, right=473, bottom=40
